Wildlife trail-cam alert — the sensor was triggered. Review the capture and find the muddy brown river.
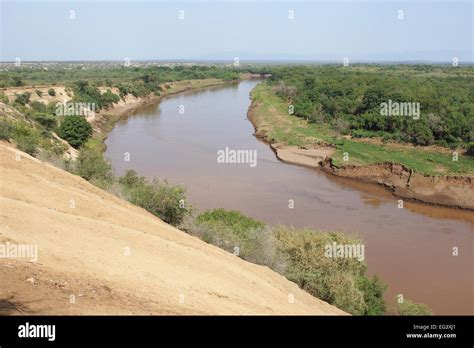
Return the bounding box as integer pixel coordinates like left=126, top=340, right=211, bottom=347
left=105, top=80, right=473, bottom=314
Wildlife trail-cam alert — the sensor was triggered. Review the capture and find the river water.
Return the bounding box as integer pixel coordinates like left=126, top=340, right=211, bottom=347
left=105, top=80, right=473, bottom=314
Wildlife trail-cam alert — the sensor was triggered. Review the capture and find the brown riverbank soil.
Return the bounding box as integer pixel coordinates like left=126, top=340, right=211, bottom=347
left=321, top=159, right=474, bottom=210
left=0, top=142, right=345, bottom=315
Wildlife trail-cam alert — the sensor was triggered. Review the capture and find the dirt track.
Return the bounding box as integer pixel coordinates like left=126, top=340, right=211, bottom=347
left=0, top=143, right=345, bottom=315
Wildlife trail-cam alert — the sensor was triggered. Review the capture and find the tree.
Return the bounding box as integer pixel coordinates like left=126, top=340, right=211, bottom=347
left=59, top=115, right=92, bottom=148
left=48, top=88, right=56, bottom=96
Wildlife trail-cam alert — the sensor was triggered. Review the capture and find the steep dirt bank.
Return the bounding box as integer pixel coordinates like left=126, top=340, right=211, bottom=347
left=321, top=159, right=474, bottom=210
left=0, top=143, right=345, bottom=315
left=248, top=97, right=474, bottom=210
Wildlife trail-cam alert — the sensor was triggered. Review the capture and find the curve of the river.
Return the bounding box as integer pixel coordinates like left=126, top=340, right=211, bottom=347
left=105, top=80, right=473, bottom=314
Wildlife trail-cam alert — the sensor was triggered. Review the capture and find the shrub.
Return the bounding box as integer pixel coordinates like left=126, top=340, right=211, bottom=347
left=36, top=90, right=43, bottom=97
left=48, top=88, right=56, bottom=96
left=12, top=123, right=40, bottom=155
left=118, top=170, right=191, bottom=226
left=100, top=90, right=120, bottom=108
left=0, top=92, right=9, bottom=104
left=274, top=226, right=385, bottom=315
left=14, top=92, right=31, bottom=106
left=357, top=275, right=387, bottom=315
left=36, top=143, right=72, bottom=172
left=467, top=142, right=474, bottom=156
left=0, top=119, right=13, bottom=140
left=58, top=115, right=92, bottom=148
left=196, top=208, right=265, bottom=236
left=396, top=299, right=432, bottom=316
left=43, top=140, right=68, bottom=156
left=34, top=113, right=57, bottom=129
left=29, top=101, right=49, bottom=113
left=13, top=77, right=24, bottom=87
left=75, top=147, right=113, bottom=187
left=191, top=210, right=286, bottom=272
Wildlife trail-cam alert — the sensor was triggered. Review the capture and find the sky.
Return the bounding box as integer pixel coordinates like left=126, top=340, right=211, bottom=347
left=0, top=0, right=472, bottom=62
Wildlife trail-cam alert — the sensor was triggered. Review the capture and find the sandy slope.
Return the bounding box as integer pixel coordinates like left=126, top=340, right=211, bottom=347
left=0, top=143, right=345, bottom=315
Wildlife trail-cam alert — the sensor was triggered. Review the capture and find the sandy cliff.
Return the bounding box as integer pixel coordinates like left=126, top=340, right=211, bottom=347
left=0, top=143, right=345, bottom=315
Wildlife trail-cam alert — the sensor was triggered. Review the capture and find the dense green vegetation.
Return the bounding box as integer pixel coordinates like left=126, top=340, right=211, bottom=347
left=396, top=299, right=433, bottom=315
left=58, top=115, right=93, bottom=148
left=251, top=83, right=474, bottom=175
left=0, top=65, right=243, bottom=90
left=119, top=170, right=191, bottom=226
left=75, top=146, right=114, bottom=187
left=269, top=65, right=473, bottom=149
left=72, top=81, right=120, bottom=109
left=14, top=92, right=31, bottom=106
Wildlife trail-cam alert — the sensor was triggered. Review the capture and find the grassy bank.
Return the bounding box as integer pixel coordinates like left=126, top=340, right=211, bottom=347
left=251, top=83, right=474, bottom=176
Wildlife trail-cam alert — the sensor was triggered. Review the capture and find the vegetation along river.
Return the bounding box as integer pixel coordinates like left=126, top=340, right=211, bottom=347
left=105, top=80, right=473, bottom=314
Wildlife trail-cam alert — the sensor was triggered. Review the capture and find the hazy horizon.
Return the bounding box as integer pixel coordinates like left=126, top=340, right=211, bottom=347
left=1, top=0, right=472, bottom=63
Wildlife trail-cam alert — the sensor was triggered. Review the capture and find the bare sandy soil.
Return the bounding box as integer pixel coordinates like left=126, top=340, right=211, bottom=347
left=0, top=85, right=71, bottom=105
left=0, top=143, right=345, bottom=315
left=270, top=143, right=335, bottom=169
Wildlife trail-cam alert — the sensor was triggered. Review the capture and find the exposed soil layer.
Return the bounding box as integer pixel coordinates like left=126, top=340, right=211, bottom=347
left=321, top=159, right=474, bottom=210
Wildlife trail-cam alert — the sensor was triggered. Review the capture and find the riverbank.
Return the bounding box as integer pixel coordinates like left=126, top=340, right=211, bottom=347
left=248, top=83, right=474, bottom=210
left=89, top=78, right=238, bottom=152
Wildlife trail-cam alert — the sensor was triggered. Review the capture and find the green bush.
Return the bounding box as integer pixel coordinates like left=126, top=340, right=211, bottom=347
left=36, top=142, right=72, bottom=172
left=13, top=77, right=24, bottom=87
left=35, top=90, right=43, bottom=97
left=275, top=226, right=378, bottom=315
left=43, top=140, right=68, bottom=156
left=59, top=115, right=92, bottom=148
left=196, top=208, right=265, bottom=236
left=48, top=88, right=56, bottom=96
left=12, top=123, right=40, bottom=155
left=357, top=275, right=387, bottom=315
left=33, top=113, right=57, bottom=129
left=467, top=142, right=474, bottom=156
left=192, top=209, right=286, bottom=271
left=0, top=119, right=13, bottom=140
left=100, top=90, right=120, bottom=108
left=29, top=101, right=50, bottom=113
left=118, top=170, right=191, bottom=226
left=14, top=92, right=31, bottom=106
left=75, top=147, right=113, bottom=187
left=0, top=92, right=9, bottom=104
left=396, top=299, right=432, bottom=316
